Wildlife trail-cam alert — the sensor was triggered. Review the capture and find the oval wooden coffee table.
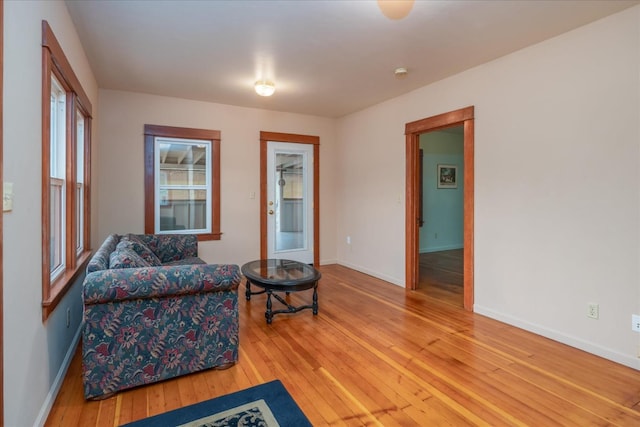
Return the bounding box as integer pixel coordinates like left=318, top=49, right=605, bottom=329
left=241, top=259, right=321, bottom=324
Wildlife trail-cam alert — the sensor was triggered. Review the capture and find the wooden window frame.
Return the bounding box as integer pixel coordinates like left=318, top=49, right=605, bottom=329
left=144, top=125, right=222, bottom=241
left=41, top=21, right=92, bottom=321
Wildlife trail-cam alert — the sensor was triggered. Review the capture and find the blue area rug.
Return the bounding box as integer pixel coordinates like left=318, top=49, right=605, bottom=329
left=121, top=380, right=311, bottom=427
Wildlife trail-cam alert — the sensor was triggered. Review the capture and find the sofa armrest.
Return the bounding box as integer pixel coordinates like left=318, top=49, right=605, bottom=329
left=83, top=264, right=240, bottom=305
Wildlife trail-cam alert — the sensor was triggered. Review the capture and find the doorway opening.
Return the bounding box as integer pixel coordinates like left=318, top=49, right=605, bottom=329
left=418, top=127, right=464, bottom=306
left=405, top=106, right=475, bottom=310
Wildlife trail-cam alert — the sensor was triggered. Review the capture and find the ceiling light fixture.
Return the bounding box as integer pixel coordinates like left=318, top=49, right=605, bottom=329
left=394, top=67, right=408, bottom=78
left=255, top=80, right=276, bottom=97
left=377, top=0, right=415, bottom=20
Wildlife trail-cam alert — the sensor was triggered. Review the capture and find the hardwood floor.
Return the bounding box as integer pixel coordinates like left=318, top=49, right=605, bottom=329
left=417, top=249, right=464, bottom=307
left=46, top=264, right=640, bottom=426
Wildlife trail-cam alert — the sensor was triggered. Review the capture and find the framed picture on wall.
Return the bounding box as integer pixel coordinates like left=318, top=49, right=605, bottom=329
left=437, top=164, right=457, bottom=189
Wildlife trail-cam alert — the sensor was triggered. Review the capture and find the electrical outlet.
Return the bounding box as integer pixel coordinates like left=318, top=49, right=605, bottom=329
left=632, top=314, right=640, bottom=332
left=346, top=236, right=351, bottom=245
left=587, top=303, right=599, bottom=319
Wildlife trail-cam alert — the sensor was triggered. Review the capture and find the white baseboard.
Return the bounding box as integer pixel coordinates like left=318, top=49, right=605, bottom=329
left=336, top=261, right=404, bottom=287
left=474, top=305, right=640, bottom=370
left=34, top=323, right=83, bottom=427
left=319, top=259, right=337, bottom=266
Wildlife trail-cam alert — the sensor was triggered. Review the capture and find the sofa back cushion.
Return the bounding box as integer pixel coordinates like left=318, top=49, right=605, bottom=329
left=109, top=247, right=151, bottom=269
left=118, top=236, right=162, bottom=266
left=132, top=234, right=198, bottom=263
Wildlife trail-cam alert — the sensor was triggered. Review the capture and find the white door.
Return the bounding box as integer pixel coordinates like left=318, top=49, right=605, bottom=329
left=266, top=142, right=314, bottom=264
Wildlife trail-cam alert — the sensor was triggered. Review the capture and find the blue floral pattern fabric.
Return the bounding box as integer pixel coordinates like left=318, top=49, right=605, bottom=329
left=162, top=256, right=207, bottom=266
left=82, top=233, right=241, bottom=399
left=108, top=247, right=151, bottom=269
left=83, top=291, right=238, bottom=399
left=87, top=234, right=119, bottom=273
left=133, top=234, right=198, bottom=263
left=84, top=263, right=240, bottom=304
left=117, top=237, right=162, bottom=266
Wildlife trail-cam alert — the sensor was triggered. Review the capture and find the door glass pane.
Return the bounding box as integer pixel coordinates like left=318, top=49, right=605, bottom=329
left=275, top=152, right=306, bottom=251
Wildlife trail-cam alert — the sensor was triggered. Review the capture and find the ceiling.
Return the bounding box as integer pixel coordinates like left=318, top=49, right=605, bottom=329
left=65, top=0, right=638, bottom=118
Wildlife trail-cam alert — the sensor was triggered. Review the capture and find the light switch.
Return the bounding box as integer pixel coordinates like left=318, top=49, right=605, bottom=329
left=3, top=182, right=13, bottom=212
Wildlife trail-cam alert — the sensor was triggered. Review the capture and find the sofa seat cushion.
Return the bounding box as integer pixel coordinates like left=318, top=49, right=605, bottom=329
left=109, top=247, right=151, bottom=269
left=162, top=256, right=207, bottom=266
left=118, top=236, right=162, bottom=266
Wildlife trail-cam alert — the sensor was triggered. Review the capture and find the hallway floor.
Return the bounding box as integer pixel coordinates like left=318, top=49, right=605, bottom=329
left=417, top=249, right=463, bottom=307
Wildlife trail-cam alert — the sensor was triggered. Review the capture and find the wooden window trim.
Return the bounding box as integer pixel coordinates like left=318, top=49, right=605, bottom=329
left=144, top=124, right=222, bottom=241
left=41, top=21, right=93, bottom=321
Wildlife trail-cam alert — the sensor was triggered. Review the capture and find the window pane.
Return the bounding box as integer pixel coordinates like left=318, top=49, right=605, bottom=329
left=50, top=76, right=66, bottom=179
left=50, top=179, right=64, bottom=277
left=50, top=75, right=66, bottom=279
left=76, top=184, right=84, bottom=254
left=76, top=111, right=84, bottom=182
left=76, top=110, right=86, bottom=254
left=159, top=143, right=207, bottom=186
left=159, top=190, right=207, bottom=231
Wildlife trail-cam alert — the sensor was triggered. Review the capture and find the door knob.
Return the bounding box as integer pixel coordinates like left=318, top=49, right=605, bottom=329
left=268, top=209, right=274, bottom=215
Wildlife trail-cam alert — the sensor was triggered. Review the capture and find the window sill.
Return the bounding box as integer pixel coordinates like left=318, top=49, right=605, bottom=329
left=197, top=232, right=222, bottom=242
left=42, top=250, right=92, bottom=321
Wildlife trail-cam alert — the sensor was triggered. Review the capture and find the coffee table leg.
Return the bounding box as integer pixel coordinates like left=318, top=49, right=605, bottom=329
left=312, top=284, right=318, bottom=315
left=265, top=289, right=273, bottom=324
left=245, top=279, right=252, bottom=301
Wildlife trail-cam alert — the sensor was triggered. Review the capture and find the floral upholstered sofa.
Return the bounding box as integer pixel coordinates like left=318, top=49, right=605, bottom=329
left=82, top=233, right=241, bottom=399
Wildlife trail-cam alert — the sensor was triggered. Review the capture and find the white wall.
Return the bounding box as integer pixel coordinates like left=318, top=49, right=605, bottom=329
left=97, top=90, right=337, bottom=267
left=336, top=6, right=640, bottom=369
left=3, top=1, right=99, bottom=426
left=335, top=103, right=408, bottom=285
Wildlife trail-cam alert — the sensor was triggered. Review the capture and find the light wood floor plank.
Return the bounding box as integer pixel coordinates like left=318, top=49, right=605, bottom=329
left=45, top=263, right=640, bottom=426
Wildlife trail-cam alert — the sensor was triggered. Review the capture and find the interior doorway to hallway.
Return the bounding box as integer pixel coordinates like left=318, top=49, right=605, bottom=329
left=416, top=126, right=464, bottom=307
left=404, top=106, right=475, bottom=311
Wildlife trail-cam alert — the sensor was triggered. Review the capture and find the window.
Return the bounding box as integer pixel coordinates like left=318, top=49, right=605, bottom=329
left=42, top=21, right=92, bottom=320
left=144, top=125, right=221, bottom=240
